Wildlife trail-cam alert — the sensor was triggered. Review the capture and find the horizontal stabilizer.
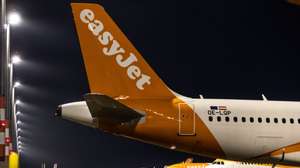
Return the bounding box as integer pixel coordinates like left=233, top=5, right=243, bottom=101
left=84, top=93, right=144, bottom=123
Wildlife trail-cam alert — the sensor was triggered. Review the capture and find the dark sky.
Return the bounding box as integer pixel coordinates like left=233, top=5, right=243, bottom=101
left=6, top=0, right=300, bottom=167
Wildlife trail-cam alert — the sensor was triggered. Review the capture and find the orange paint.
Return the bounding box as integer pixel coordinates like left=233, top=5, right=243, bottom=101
left=71, top=3, right=224, bottom=158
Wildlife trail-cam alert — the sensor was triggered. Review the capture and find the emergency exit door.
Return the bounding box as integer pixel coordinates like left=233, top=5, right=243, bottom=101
left=178, top=103, right=195, bottom=136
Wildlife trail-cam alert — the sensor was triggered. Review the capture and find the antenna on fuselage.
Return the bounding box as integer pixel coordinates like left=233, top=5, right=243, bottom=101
left=199, top=95, right=204, bottom=99
left=262, top=94, right=268, bottom=101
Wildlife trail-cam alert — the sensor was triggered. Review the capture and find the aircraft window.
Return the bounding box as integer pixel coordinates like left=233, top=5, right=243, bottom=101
left=290, top=118, right=294, bottom=124
left=258, top=117, right=262, bottom=123
left=242, top=117, right=246, bottom=122
left=209, top=116, right=213, bottom=122
left=274, top=118, right=278, bottom=123
left=225, top=116, right=230, bottom=122
left=282, top=118, right=286, bottom=124
left=233, top=117, right=238, bottom=122
left=213, top=161, right=220, bottom=165
left=221, top=161, right=224, bottom=165
left=217, top=116, right=221, bottom=122
left=266, top=118, right=270, bottom=123
left=250, top=117, right=254, bottom=123
left=298, top=118, right=300, bottom=124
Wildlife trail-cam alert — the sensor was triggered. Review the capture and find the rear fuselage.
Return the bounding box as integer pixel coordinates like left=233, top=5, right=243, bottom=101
left=58, top=97, right=300, bottom=165
left=67, top=3, right=300, bottom=165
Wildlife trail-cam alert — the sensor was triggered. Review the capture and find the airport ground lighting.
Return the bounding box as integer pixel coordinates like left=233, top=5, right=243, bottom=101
left=11, top=55, right=21, bottom=64
left=1, top=0, right=23, bottom=156
left=15, top=100, right=20, bottom=105
left=6, top=11, right=22, bottom=154
left=14, top=98, right=21, bottom=152
left=7, top=24, right=22, bottom=155
left=8, top=12, right=21, bottom=26
left=14, top=81, right=21, bottom=88
left=11, top=57, right=22, bottom=154
left=12, top=81, right=21, bottom=106
left=10, top=55, right=22, bottom=121
left=16, top=136, right=20, bottom=144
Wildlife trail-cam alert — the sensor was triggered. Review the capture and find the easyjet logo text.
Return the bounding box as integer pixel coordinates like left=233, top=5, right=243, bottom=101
left=80, top=9, right=151, bottom=90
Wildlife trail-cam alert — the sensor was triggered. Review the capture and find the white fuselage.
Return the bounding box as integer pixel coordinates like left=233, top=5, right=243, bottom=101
left=181, top=97, right=300, bottom=161
left=59, top=98, right=300, bottom=163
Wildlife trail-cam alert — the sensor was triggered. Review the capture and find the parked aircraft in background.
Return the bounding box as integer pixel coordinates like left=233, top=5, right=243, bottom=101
left=287, top=0, right=300, bottom=6
left=56, top=3, right=300, bottom=167
left=165, top=158, right=299, bottom=168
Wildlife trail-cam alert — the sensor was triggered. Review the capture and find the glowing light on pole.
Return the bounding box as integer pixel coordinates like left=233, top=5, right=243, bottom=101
left=15, top=99, right=20, bottom=105
left=11, top=55, right=21, bottom=65
left=13, top=81, right=21, bottom=88
left=8, top=12, right=21, bottom=26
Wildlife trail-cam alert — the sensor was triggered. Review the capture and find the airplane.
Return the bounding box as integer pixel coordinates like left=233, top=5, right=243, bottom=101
left=287, top=0, right=300, bottom=6
left=165, top=158, right=299, bottom=168
left=165, top=158, right=208, bottom=168
left=56, top=3, right=300, bottom=167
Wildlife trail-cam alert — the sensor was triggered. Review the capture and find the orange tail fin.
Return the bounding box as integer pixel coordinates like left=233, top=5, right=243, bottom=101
left=71, top=3, right=174, bottom=99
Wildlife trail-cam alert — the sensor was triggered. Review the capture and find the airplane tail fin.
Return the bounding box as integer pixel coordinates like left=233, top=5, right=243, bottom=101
left=71, top=3, right=174, bottom=99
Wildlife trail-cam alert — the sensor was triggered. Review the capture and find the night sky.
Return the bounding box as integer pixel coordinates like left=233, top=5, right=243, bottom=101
left=6, top=0, right=300, bottom=167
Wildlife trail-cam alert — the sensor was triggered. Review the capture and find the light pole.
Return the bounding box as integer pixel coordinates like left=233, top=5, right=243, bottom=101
left=1, top=0, right=7, bottom=97
left=2, top=0, right=22, bottom=156
left=4, top=11, right=22, bottom=153
left=6, top=12, right=22, bottom=153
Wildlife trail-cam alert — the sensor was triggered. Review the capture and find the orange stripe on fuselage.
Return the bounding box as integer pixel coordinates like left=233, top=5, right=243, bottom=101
left=167, top=163, right=208, bottom=168
left=271, top=142, right=300, bottom=156
left=119, top=98, right=225, bottom=157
